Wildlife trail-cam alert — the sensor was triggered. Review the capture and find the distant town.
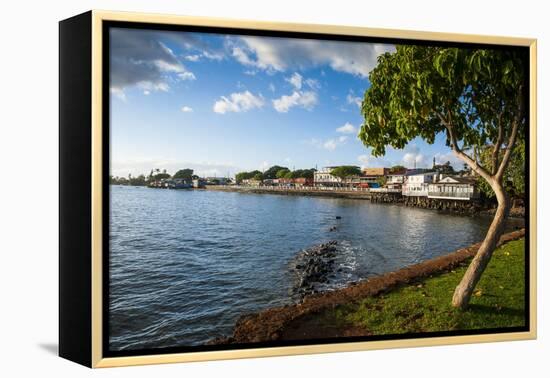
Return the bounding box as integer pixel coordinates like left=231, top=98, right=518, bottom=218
left=110, top=158, right=488, bottom=203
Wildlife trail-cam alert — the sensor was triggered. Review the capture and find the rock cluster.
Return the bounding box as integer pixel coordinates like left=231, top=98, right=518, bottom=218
left=289, top=241, right=339, bottom=300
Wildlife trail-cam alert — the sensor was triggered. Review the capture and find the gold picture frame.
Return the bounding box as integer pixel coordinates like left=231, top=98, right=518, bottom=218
left=59, top=9, right=537, bottom=368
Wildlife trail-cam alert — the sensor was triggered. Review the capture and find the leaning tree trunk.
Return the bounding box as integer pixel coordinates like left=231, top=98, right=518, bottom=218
left=451, top=180, right=511, bottom=309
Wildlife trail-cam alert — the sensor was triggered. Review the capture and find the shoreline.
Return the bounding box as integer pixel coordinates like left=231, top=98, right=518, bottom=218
left=204, top=185, right=525, bottom=218
left=111, top=184, right=526, bottom=218
left=205, top=185, right=372, bottom=200
left=208, top=228, right=525, bottom=345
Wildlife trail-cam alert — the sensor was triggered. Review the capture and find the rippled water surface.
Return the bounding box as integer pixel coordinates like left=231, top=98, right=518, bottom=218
left=109, top=186, right=522, bottom=351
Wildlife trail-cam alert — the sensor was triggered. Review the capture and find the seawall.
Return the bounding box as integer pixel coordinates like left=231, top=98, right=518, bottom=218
left=205, top=185, right=372, bottom=200
left=205, top=185, right=493, bottom=215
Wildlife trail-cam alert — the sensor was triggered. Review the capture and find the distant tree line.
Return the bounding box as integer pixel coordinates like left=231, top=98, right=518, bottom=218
left=235, top=165, right=316, bottom=183
left=109, top=168, right=197, bottom=186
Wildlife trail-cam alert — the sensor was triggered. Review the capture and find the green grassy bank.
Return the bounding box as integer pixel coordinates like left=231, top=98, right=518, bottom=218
left=319, top=239, right=526, bottom=334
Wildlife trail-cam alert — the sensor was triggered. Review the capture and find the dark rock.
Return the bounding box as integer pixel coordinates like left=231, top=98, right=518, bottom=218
left=289, top=240, right=341, bottom=301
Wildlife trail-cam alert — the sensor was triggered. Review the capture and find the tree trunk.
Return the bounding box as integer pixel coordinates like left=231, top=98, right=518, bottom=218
left=451, top=180, right=510, bottom=309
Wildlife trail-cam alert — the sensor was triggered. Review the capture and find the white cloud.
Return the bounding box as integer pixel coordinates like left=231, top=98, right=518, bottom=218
left=184, top=51, right=224, bottom=62
left=307, top=137, right=347, bottom=151
left=357, top=155, right=370, bottom=165
left=181, top=106, right=193, bottom=113
left=229, top=36, right=395, bottom=78
left=322, top=140, right=337, bottom=151
left=111, top=157, right=240, bottom=178
left=304, top=78, right=321, bottom=89
left=153, top=57, right=184, bottom=73
left=213, top=90, right=265, bottom=114
left=178, top=72, right=196, bottom=81
left=273, top=91, right=318, bottom=113
left=232, top=46, right=257, bottom=67
left=402, top=150, right=427, bottom=168
left=110, top=87, right=127, bottom=101
left=336, top=122, right=357, bottom=134
left=259, top=161, right=270, bottom=171
left=347, top=91, right=362, bottom=108
left=357, top=154, right=392, bottom=168
left=184, top=54, right=201, bottom=62
left=434, top=151, right=464, bottom=171
left=202, top=51, right=224, bottom=61
left=143, top=90, right=150, bottom=95
left=135, top=81, right=170, bottom=93
left=286, top=72, right=303, bottom=89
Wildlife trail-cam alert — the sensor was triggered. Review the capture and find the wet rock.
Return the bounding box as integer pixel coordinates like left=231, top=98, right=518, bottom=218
left=289, top=241, right=340, bottom=301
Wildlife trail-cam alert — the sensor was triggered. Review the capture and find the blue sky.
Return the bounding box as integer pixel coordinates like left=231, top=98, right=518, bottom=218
left=110, top=28, right=462, bottom=178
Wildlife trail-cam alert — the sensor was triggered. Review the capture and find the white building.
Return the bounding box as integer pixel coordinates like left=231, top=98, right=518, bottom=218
left=386, top=174, right=405, bottom=189
left=428, top=176, right=479, bottom=200
left=314, top=166, right=342, bottom=186
left=402, top=172, right=438, bottom=196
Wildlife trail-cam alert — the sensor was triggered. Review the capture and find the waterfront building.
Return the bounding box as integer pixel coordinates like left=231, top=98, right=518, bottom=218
left=262, top=178, right=277, bottom=186
left=314, top=166, right=343, bottom=187
left=168, top=178, right=192, bottom=189
left=242, top=178, right=262, bottom=187
left=362, top=167, right=390, bottom=177
left=386, top=174, right=406, bottom=190
left=294, top=177, right=314, bottom=187
left=359, top=167, right=390, bottom=188
left=192, top=178, right=206, bottom=188
left=428, top=176, right=479, bottom=200
left=402, top=171, right=438, bottom=196
left=205, top=177, right=230, bottom=185
left=356, top=176, right=380, bottom=188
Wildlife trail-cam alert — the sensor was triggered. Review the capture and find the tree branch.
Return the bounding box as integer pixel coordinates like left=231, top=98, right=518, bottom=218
left=491, top=112, right=504, bottom=175
left=496, top=85, right=524, bottom=180
left=437, top=112, right=493, bottom=182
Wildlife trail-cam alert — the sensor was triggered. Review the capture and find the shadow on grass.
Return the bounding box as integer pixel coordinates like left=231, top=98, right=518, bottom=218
left=467, top=304, right=525, bottom=318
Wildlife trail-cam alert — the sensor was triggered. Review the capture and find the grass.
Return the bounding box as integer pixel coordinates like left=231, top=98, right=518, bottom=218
left=320, top=239, right=526, bottom=334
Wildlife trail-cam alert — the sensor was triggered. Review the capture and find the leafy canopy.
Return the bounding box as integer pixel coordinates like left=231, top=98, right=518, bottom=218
left=235, top=170, right=262, bottom=183
left=276, top=168, right=291, bottom=179
left=359, top=45, right=526, bottom=179
left=263, top=165, right=289, bottom=180
left=331, top=166, right=362, bottom=179
left=173, top=169, right=194, bottom=180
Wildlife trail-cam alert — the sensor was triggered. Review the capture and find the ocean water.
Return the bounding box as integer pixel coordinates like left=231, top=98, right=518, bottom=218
left=108, top=185, right=522, bottom=351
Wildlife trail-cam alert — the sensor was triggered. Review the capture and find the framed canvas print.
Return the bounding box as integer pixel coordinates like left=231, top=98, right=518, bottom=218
left=59, top=10, right=537, bottom=368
